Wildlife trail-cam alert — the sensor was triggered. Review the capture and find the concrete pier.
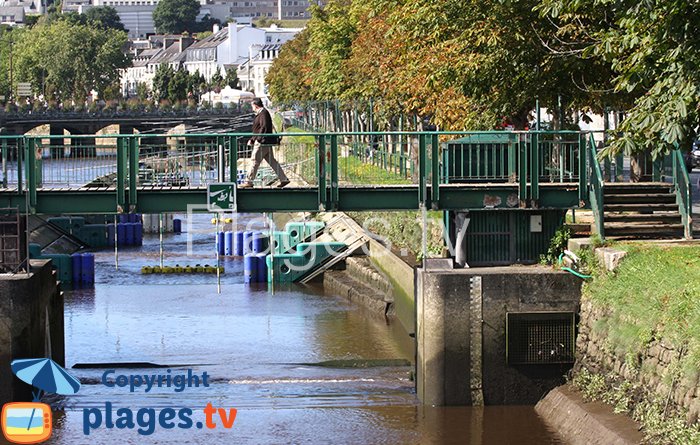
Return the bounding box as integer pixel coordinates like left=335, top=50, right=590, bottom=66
left=0, top=260, right=65, bottom=404
left=416, top=262, right=581, bottom=406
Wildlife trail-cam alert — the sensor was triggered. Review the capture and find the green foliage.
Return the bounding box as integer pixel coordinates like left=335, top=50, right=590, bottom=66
left=268, top=0, right=614, bottom=130
left=3, top=18, right=129, bottom=102
left=225, top=68, right=240, bottom=89
left=135, top=82, right=150, bottom=102
left=152, top=0, right=200, bottom=34
left=538, top=0, right=700, bottom=156
left=540, top=225, right=573, bottom=265
left=152, top=65, right=201, bottom=104
left=210, top=67, right=224, bottom=91
left=84, top=6, right=125, bottom=31
left=350, top=211, right=444, bottom=260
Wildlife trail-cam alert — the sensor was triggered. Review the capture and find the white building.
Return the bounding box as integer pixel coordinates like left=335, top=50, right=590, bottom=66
left=237, top=42, right=281, bottom=102
left=119, top=23, right=301, bottom=100
left=184, top=22, right=266, bottom=81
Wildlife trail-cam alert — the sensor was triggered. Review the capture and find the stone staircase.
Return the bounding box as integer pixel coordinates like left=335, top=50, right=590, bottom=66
left=603, top=183, right=684, bottom=238
left=323, top=256, right=395, bottom=316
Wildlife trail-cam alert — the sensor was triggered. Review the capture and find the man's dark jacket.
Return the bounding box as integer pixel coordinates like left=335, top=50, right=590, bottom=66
left=251, top=108, right=274, bottom=144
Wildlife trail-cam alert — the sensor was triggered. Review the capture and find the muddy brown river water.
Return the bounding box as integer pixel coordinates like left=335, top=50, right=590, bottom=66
left=4, top=214, right=565, bottom=444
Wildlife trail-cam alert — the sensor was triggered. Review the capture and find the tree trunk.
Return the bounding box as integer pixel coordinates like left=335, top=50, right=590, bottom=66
left=630, top=153, right=644, bottom=182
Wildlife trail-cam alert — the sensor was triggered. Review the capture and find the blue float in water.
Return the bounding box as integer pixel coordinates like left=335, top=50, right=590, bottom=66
left=243, top=231, right=254, bottom=255
left=244, top=254, right=258, bottom=284
left=233, top=231, right=244, bottom=256
left=252, top=232, right=266, bottom=254
left=216, top=232, right=225, bottom=255
left=116, top=223, right=126, bottom=247
left=134, top=223, right=143, bottom=246
left=255, top=253, right=267, bottom=282
left=107, top=224, right=115, bottom=247
left=71, top=253, right=82, bottom=284
left=125, top=223, right=135, bottom=246
left=224, top=231, right=234, bottom=256
left=81, top=253, right=95, bottom=284
left=173, top=219, right=182, bottom=234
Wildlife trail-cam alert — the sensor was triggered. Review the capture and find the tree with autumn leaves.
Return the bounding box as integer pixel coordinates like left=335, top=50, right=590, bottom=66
left=268, top=0, right=700, bottom=156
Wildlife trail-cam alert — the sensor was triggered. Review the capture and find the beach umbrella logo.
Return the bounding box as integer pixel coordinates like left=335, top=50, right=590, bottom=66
left=2, top=358, right=81, bottom=444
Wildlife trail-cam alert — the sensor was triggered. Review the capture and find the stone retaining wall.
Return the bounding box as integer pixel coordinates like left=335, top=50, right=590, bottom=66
left=576, top=294, right=700, bottom=425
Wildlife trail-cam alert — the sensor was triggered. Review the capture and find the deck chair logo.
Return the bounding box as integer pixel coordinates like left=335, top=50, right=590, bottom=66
left=207, top=183, right=237, bottom=212
left=2, top=358, right=81, bottom=444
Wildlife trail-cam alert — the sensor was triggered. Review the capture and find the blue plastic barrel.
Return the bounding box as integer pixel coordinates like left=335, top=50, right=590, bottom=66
left=233, top=231, right=244, bottom=256
left=255, top=253, right=267, bottom=283
left=244, top=254, right=258, bottom=284
left=243, top=231, right=254, bottom=255
left=116, top=223, right=126, bottom=247
left=119, top=214, right=129, bottom=224
left=71, top=253, right=82, bottom=284
left=224, top=231, right=234, bottom=256
left=252, top=232, right=266, bottom=254
left=134, top=223, right=143, bottom=246
left=107, top=224, right=115, bottom=247
left=81, top=253, right=95, bottom=284
left=125, top=223, right=135, bottom=246
left=216, top=232, right=225, bottom=255
left=173, top=219, right=182, bottom=234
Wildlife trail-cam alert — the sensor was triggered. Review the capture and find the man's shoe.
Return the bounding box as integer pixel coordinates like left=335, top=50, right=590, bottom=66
left=277, top=180, right=290, bottom=188
left=239, top=182, right=254, bottom=189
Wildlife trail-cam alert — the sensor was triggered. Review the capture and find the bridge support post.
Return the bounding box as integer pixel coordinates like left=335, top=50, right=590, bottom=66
left=118, top=124, right=135, bottom=135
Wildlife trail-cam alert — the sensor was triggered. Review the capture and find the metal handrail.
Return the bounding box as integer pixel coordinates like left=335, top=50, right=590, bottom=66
left=588, top=133, right=605, bottom=239
left=672, top=148, right=693, bottom=239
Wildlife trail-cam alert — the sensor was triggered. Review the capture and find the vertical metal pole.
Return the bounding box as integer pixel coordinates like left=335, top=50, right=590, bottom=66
left=421, top=204, right=428, bottom=268
left=268, top=212, right=274, bottom=293
left=159, top=213, right=164, bottom=268
left=536, top=98, right=540, bottom=130
left=1, top=140, right=7, bottom=188
left=114, top=214, right=118, bottom=270
left=216, top=215, right=221, bottom=295
left=330, top=134, right=338, bottom=210
left=431, top=133, right=440, bottom=208
left=418, top=134, right=426, bottom=205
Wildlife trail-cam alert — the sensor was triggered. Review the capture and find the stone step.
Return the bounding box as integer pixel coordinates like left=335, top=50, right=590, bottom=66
left=343, top=256, right=393, bottom=296
left=603, top=193, right=676, bottom=204
left=603, top=212, right=681, bottom=223
left=323, top=270, right=393, bottom=316
left=603, top=203, right=679, bottom=213
left=604, top=223, right=685, bottom=237
left=603, top=182, right=672, bottom=194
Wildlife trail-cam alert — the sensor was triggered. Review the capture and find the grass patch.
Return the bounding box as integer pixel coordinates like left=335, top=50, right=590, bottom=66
left=337, top=156, right=412, bottom=185
left=350, top=211, right=445, bottom=260
left=584, top=244, right=700, bottom=373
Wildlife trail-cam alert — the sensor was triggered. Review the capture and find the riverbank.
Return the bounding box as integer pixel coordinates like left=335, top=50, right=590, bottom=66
left=541, top=243, right=700, bottom=444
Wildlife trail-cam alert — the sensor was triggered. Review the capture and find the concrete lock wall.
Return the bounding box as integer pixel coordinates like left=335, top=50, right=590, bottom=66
left=0, top=260, right=65, bottom=404
left=417, top=264, right=581, bottom=406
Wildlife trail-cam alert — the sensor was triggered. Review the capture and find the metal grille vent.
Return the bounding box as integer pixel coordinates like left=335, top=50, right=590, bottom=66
left=506, top=312, right=576, bottom=365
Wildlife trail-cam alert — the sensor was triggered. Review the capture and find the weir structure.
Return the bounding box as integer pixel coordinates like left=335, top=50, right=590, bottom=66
left=0, top=128, right=693, bottom=406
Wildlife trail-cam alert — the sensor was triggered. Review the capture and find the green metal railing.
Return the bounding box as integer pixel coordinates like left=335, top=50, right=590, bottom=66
left=587, top=134, right=605, bottom=238
left=670, top=146, right=693, bottom=239
left=0, top=131, right=691, bottom=231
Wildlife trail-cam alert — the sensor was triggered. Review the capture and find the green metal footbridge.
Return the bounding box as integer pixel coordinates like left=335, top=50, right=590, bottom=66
left=0, top=130, right=692, bottom=240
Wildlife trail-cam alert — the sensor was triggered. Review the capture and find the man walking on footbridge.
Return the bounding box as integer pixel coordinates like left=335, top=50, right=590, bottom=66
left=239, top=98, right=290, bottom=188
